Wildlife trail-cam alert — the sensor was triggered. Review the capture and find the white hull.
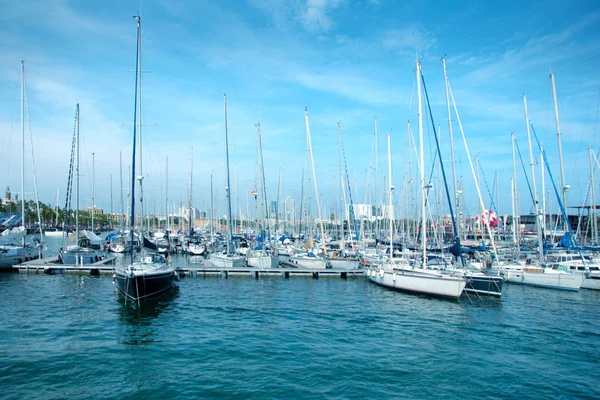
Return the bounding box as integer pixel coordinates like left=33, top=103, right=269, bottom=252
left=366, top=267, right=466, bottom=299
left=246, top=255, right=279, bottom=269
left=288, top=256, right=327, bottom=269
left=0, top=245, right=39, bottom=269
left=505, top=270, right=584, bottom=291
left=328, top=258, right=361, bottom=270
left=208, top=253, right=245, bottom=268
left=186, top=245, right=206, bottom=255
left=44, top=231, right=64, bottom=237
left=581, top=275, right=600, bottom=290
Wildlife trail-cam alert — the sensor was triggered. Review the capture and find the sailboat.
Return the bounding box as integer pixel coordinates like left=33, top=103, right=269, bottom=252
left=0, top=61, right=43, bottom=269
left=246, top=122, right=279, bottom=269
left=58, top=103, right=106, bottom=265
left=208, top=93, right=245, bottom=268
left=366, top=60, right=466, bottom=299
left=114, top=15, right=177, bottom=302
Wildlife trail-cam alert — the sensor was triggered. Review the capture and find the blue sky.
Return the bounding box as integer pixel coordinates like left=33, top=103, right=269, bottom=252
left=0, top=0, right=599, bottom=221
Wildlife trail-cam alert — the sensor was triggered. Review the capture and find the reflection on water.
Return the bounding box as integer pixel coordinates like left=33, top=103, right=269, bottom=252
left=116, top=287, right=179, bottom=345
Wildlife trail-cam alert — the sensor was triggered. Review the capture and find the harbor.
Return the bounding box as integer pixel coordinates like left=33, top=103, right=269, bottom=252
left=2, top=0, right=600, bottom=398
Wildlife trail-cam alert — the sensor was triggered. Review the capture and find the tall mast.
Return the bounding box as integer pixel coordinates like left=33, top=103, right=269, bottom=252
left=188, top=148, right=193, bottom=235
left=129, top=15, right=141, bottom=262
left=20, top=60, right=25, bottom=229
left=523, top=94, right=543, bottom=261
left=210, top=173, right=214, bottom=241
left=550, top=73, right=568, bottom=210
left=92, top=152, right=95, bottom=230
left=119, top=151, right=124, bottom=228
left=442, top=57, right=459, bottom=237
left=305, top=108, right=327, bottom=254
left=165, top=156, right=168, bottom=231
left=387, top=132, right=393, bottom=259
left=374, top=117, right=378, bottom=238
left=76, top=103, right=80, bottom=239
left=590, top=147, right=598, bottom=245
left=540, top=147, right=546, bottom=231
left=417, top=60, right=426, bottom=267
left=511, top=132, right=520, bottom=250
left=224, top=93, right=234, bottom=252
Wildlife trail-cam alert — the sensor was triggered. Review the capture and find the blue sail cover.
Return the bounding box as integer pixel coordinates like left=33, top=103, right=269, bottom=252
left=559, top=231, right=572, bottom=249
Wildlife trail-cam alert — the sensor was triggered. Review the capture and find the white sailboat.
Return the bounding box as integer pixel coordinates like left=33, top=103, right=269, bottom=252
left=503, top=94, right=584, bottom=291
left=58, top=103, right=106, bottom=265
left=0, top=60, right=42, bottom=269
left=246, top=121, right=279, bottom=269
left=208, top=93, right=245, bottom=268
left=366, top=60, right=466, bottom=299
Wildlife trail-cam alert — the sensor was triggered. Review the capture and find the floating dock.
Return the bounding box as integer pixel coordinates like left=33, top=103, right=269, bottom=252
left=15, top=256, right=117, bottom=276
left=13, top=257, right=364, bottom=279
left=179, top=264, right=365, bottom=279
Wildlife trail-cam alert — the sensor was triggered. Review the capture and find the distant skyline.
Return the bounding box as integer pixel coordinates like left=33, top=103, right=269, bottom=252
left=0, top=0, right=599, bottom=221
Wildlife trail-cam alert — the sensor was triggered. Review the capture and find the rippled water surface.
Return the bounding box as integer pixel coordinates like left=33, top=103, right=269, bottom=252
left=1, top=247, right=600, bottom=399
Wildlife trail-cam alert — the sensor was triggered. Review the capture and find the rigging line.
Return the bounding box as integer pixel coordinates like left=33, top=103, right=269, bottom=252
left=476, top=157, right=498, bottom=215
left=530, top=122, right=584, bottom=258
left=420, top=69, right=465, bottom=267
left=556, top=53, right=600, bottom=73
left=514, top=139, right=536, bottom=213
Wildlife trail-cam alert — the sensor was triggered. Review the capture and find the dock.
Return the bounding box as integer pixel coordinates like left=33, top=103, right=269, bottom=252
left=178, top=264, right=365, bottom=279
left=14, top=257, right=365, bottom=279
left=15, top=256, right=117, bottom=275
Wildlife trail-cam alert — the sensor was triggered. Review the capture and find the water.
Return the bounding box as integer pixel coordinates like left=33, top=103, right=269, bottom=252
left=1, top=242, right=600, bottom=399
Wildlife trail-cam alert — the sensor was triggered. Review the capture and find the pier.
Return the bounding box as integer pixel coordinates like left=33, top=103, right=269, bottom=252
left=14, top=257, right=364, bottom=279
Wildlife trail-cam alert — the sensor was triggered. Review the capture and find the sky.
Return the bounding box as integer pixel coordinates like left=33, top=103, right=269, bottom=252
left=0, top=0, right=599, bottom=221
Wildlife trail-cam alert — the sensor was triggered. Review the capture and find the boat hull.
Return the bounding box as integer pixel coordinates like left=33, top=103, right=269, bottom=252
left=208, top=254, right=245, bottom=268
left=0, top=246, right=39, bottom=269
left=366, top=267, right=466, bottom=299
left=464, top=274, right=503, bottom=297
left=114, top=270, right=176, bottom=301
left=247, top=255, right=279, bottom=268
left=505, top=270, right=584, bottom=291
left=328, top=258, right=361, bottom=270
left=288, top=256, right=327, bottom=269
left=581, top=275, right=600, bottom=290
left=59, top=248, right=106, bottom=265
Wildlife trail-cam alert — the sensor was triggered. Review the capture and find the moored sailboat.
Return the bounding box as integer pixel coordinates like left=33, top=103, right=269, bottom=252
left=114, top=15, right=177, bottom=303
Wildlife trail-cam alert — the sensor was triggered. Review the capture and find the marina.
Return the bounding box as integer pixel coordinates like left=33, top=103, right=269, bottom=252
left=1, top=0, right=600, bottom=398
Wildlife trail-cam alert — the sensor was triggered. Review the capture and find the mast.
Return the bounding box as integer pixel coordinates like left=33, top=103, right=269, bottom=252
left=224, top=93, right=234, bottom=253
left=256, top=121, right=269, bottom=252
left=188, top=148, right=193, bottom=236
left=165, top=156, right=168, bottom=231
left=129, top=15, right=141, bottom=262
left=442, top=57, right=459, bottom=237
left=523, top=94, right=544, bottom=261
left=110, top=175, right=113, bottom=229
left=511, top=132, right=520, bottom=250
left=55, top=189, right=59, bottom=226
left=590, top=147, right=598, bottom=245
left=210, top=173, right=214, bottom=241
left=305, top=108, right=327, bottom=254
left=417, top=60, right=426, bottom=267
left=387, top=132, right=393, bottom=259
left=20, top=60, right=25, bottom=230
left=91, top=152, right=95, bottom=230
left=119, top=151, right=124, bottom=228
left=76, top=103, right=80, bottom=240
left=540, top=147, right=546, bottom=231
left=374, top=117, right=378, bottom=239
left=550, top=73, right=568, bottom=210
